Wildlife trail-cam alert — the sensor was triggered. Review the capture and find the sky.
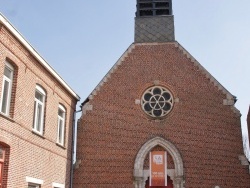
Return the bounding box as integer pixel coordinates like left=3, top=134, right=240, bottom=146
left=0, top=1, right=249, bottom=144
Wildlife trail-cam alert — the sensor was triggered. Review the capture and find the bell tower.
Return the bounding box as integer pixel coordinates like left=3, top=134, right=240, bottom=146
left=135, top=0, right=175, bottom=43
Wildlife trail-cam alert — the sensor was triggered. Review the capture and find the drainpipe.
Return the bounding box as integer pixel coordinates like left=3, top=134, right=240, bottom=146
left=247, top=106, right=250, bottom=153
left=70, top=109, right=82, bottom=188
left=247, top=106, right=250, bottom=173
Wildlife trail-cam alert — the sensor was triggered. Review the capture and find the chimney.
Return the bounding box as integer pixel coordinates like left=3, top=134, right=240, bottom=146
left=135, top=0, right=175, bottom=43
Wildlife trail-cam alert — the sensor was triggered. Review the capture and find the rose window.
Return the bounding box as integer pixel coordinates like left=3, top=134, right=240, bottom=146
left=141, top=86, right=174, bottom=118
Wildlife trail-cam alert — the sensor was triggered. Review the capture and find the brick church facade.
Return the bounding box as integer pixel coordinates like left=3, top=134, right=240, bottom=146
left=74, top=1, right=250, bottom=188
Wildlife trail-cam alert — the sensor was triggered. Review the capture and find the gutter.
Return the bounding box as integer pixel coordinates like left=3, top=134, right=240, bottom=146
left=0, top=13, right=80, bottom=101
left=70, top=109, right=82, bottom=188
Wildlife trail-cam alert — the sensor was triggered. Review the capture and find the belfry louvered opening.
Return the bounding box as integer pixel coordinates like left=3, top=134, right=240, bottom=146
left=136, top=0, right=172, bottom=17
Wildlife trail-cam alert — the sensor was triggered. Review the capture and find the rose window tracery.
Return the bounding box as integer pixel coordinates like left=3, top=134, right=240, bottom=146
left=141, top=86, right=174, bottom=118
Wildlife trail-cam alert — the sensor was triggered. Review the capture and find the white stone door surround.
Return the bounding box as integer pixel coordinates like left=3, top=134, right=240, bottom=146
left=133, top=137, right=184, bottom=188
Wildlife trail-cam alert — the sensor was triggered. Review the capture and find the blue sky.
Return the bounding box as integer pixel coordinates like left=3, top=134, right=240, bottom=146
left=0, top=1, right=249, bottom=141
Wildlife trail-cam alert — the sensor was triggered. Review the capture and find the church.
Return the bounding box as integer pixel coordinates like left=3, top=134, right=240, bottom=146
left=73, top=0, right=250, bottom=187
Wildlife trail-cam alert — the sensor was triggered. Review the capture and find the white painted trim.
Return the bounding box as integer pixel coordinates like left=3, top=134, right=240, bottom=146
left=58, top=104, right=66, bottom=112
left=0, top=61, right=13, bottom=115
left=35, top=85, right=46, bottom=96
left=165, top=151, right=167, bottom=186
left=5, top=61, right=14, bottom=71
left=87, top=44, right=135, bottom=101
left=25, top=176, right=44, bottom=185
left=52, top=182, right=65, bottom=188
left=0, top=13, right=80, bottom=101
left=149, top=152, right=152, bottom=186
left=33, top=87, right=46, bottom=134
left=57, top=104, right=66, bottom=145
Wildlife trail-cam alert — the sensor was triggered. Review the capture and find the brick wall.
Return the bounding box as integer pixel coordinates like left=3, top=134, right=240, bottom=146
left=74, top=43, right=250, bottom=187
left=0, top=24, right=77, bottom=187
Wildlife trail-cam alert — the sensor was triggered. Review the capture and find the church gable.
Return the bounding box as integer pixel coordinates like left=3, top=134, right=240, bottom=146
left=85, top=42, right=239, bottom=117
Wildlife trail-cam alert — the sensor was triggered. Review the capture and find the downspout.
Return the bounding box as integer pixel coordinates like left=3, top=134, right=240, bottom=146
left=247, top=106, right=250, bottom=154
left=247, top=106, right=250, bottom=173
left=70, top=109, right=82, bottom=188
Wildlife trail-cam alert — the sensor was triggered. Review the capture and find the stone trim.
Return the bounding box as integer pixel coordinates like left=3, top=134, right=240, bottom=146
left=174, top=42, right=240, bottom=117
left=239, top=155, right=250, bottom=166
left=88, top=44, right=135, bottom=100
left=86, top=42, right=240, bottom=116
left=52, top=182, right=65, bottom=188
left=26, top=176, right=44, bottom=185
left=174, top=43, right=232, bottom=97
left=82, top=102, right=93, bottom=115
left=133, top=137, right=184, bottom=188
left=0, top=136, right=11, bottom=147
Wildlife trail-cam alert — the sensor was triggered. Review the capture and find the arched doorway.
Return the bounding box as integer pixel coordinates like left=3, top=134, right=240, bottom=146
left=133, top=137, right=184, bottom=188
left=145, top=176, right=174, bottom=188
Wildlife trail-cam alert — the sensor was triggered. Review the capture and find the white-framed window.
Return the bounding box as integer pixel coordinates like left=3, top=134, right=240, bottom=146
left=26, top=176, right=43, bottom=188
left=33, top=85, right=46, bottom=135
left=52, top=182, right=65, bottom=188
left=0, top=62, right=13, bottom=116
left=57, top=105, right=66, bottom=146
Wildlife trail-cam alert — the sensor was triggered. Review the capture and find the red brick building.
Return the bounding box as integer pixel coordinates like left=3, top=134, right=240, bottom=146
left=74, top=1, right=250, bottom=187
left=0, top=14, right=79, bottom=187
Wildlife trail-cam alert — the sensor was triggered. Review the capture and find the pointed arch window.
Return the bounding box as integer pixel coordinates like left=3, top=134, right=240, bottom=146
left=0, top=61, right=14, bottom=116
left=33, top=85, right=46, bottom=135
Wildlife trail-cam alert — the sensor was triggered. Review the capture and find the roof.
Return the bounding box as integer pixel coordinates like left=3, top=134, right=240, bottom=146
left=0, top=13, right=80, bottom=101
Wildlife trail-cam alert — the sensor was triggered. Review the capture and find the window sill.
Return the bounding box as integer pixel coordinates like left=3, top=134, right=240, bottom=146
left=56, top=143, right=66, bottom=150
left=0, top=112, right=15, bottom=122
left=32, top=130, right=45, bottom=139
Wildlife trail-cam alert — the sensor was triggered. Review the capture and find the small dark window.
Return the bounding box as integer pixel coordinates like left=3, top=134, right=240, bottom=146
left=140, top=10, right=153, bottom=16
left=153, top=88, right=161, bottom=95
left=144, top=93, right=152, bottom=101
left=156, top=9, right=169, bottom=16
left=155, top=2, right=169, bottom=8
left=140, top=3, right=153, bottom=9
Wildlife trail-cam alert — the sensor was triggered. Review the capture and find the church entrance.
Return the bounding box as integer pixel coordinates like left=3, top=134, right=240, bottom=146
left=133, top=137, right=184, bottom=188
left=145, top=176, right=173, bottom=188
